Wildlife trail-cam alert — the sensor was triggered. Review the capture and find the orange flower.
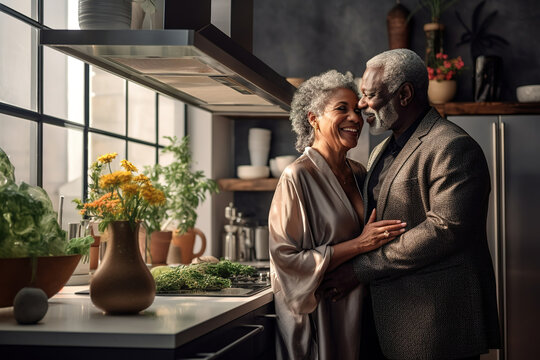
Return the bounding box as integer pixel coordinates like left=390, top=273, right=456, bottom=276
left=121, top=159, right=138, bottom=173
left=97, top=152, right=118, bottom=164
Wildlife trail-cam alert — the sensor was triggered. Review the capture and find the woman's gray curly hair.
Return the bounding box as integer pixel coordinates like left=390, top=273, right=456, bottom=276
left=290, top=70, right=359, bottom=152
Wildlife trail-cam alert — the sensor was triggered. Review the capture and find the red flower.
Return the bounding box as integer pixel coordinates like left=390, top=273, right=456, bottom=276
left=427, top=53, right=465, bottom=81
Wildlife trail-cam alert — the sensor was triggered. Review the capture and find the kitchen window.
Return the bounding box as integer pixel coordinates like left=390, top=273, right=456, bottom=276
left=0, top=1, right=185, bottom=232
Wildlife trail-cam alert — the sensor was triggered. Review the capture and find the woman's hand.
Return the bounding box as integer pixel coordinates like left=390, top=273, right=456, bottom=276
left=328, top=209, right=406, bottom=271
left=354, top=209, right=406, bottom=253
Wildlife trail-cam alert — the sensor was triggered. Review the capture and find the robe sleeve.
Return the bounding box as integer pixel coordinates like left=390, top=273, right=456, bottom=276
left=269, top=172, right=333, bottom=315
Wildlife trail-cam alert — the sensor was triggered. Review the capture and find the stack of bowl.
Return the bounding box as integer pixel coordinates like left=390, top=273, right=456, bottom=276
left=237, top=128, right=272, bottom=179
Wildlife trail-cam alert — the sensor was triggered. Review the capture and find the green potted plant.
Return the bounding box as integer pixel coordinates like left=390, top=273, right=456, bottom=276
left=407, top=0, right=461, bottom=67
left=0, top=147, right=93, bottom=310
left=143, top=136, right=219, bottom=265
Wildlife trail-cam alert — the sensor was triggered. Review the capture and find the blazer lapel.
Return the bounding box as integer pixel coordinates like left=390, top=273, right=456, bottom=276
left=376, top=108, right=440, bottom=217
left=363, top=136, right=391, bottom=224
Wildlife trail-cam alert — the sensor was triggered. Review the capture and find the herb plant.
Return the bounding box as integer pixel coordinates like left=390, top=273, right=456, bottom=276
left=143, top=136, right=219, bottom=235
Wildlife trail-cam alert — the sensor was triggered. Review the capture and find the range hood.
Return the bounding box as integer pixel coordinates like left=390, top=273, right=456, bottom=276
left=39, top=3, right=295, bottom=116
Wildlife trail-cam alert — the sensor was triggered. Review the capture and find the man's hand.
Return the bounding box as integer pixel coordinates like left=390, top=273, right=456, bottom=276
left=318, top=261, right=361, bottom=302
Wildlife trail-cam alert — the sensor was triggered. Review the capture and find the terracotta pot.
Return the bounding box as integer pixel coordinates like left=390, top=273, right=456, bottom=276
left=90, top=221, right=155, bottom=314
left=168, top=228, right=207, bottom=265
left=0, top=255, right=81, bottom=308
left=138, top=229, right=172, bottom=265
left=428, top=80, right=457, bottom=104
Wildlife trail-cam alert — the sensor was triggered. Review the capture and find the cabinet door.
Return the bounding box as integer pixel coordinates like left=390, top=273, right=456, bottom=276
left=175, top=301, right=276, bottom=359
left=449, top=115, right=501, bottom=360
left=500, top=115, right=540, bottom=360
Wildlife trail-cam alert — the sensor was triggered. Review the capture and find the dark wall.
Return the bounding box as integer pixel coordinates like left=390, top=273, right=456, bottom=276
left=252, top=0, right=540, bottom=102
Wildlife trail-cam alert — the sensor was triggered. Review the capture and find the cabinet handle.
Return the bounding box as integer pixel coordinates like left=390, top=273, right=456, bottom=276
left=187, top=324, right=264, bottom=360
left=260, top=314, right=277, bottom=319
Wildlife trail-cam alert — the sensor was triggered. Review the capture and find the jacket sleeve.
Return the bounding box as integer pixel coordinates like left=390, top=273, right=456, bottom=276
left=353, top=133, right=491, bottom=282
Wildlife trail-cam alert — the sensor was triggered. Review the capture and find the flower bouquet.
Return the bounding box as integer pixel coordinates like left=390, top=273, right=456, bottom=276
left=74, top=153, right=165, bottom=232
left=427, top=52, right=465, bottom=81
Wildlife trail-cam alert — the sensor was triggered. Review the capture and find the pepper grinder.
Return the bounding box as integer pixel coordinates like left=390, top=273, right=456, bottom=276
left=223, top=202, right=238, bottom=261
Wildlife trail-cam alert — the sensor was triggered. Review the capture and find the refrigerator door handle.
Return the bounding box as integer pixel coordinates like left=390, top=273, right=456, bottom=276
left=499, top=120, right=507, bottom=360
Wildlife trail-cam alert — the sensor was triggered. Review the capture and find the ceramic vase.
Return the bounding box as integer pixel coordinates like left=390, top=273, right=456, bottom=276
left=90, top=221, right=155, bottom=314
left=387, top=2, right=410, bottom=49
left=428, top=80, right=457, bottom=104
left=424, top=23, right=444, bottom=67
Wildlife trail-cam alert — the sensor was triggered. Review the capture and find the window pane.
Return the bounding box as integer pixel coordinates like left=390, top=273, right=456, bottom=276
left=88, top=133, right=125, bottom=172
left=43, top=124, right=83, bottom=231
left=90, top=66, right=126, bottom=134
left=0, top=0, right=37, bottom=20
left=43, top=0, right=80, bottom=30
left=158, top=94, right=185, bottom=145
left=0, top=114, right=37, bottom=185
left=128, top=142, right=156, bottom=171
left=128, top=82, right=156, bottom=142
left=0, top=12, right=37, bottom=110
left=43, top=47, right=85, bottom=123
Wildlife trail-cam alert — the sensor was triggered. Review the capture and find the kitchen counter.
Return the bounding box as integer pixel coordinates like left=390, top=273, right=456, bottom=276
left=0, top=285, right=273, bottom=351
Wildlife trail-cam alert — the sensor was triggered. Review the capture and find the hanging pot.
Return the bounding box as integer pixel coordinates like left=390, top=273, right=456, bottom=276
left=90, top=221, right=155, bottom=314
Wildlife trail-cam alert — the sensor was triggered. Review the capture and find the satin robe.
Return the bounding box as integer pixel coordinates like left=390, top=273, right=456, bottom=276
left=269, top=147, right=367, bottom=360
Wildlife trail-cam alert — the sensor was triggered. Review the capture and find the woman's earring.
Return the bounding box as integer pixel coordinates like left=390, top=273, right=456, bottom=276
left=314, top=123, right=319, bottom=131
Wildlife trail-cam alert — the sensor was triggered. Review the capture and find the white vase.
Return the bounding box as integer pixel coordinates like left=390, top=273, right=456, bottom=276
left=428, top=79, right=457, bottom=104
left=78, top=0, right=132, bottom=30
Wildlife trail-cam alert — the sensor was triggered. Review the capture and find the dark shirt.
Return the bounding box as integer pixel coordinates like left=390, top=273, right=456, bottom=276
left=366, top=116, right=423, bottom=219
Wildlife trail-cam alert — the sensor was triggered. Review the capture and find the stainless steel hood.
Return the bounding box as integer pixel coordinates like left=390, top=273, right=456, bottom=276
left=39, top=24, right=295, bottom=116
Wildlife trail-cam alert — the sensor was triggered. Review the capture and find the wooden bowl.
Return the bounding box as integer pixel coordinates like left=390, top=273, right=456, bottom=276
left=0, top=254, right=81, bottom=308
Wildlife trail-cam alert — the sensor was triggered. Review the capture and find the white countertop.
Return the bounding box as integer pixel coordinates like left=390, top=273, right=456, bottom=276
left=0, top=285, right=273, bottom=349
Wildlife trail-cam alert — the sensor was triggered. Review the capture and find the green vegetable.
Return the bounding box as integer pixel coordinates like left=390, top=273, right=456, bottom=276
left=152, top=261, right=256, bottom=293
left=154, top=265, right=231, bottom=292
left=196, top=260, right=257, bottom=278
left=66, top=235, right=94, bottom=262
left=0, top=147, right=88, bottom=259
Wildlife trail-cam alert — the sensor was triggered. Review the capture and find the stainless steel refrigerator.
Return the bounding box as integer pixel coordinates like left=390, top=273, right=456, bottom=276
left=368, top=114, right=540, bottom=359
left=448, top=115, right=540, bottom=360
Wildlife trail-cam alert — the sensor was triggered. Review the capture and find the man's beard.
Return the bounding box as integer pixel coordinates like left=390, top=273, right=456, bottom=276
left=368, top=101, right=398, bottom=135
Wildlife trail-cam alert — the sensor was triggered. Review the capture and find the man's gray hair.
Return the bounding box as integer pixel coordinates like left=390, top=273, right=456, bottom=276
left=366, top=49, right=428, bottom=98
left=290, top=69, right=359, bottom=152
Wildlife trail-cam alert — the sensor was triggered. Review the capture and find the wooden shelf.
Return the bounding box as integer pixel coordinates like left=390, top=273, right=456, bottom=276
left=218, top=178, right=278, bottom=191
left=434, top=102, right=540, bottom=117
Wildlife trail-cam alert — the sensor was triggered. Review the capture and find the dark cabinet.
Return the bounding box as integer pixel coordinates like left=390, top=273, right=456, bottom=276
left=176, top=301, right=276, bottom=360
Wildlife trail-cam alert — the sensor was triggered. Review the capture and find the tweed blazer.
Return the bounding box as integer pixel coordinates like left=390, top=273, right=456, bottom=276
left=353, top=108, right=501, bottom=360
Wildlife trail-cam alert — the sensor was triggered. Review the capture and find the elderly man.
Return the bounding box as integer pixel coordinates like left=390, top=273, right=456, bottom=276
left=322, top=49, right=501, bottom=360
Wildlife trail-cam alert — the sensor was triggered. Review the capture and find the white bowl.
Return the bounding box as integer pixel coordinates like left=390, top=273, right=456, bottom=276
left=516, top=85, right=540, bottom=103
left=269, top=158, right=281, bottom=178
left=237, top=165, right=269, bottom=179
left=275, top=155, right=297, bottom=173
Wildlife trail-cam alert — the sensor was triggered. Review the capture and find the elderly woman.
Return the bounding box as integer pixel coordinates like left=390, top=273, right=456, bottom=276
left=269, top=70, right=407, bottom=359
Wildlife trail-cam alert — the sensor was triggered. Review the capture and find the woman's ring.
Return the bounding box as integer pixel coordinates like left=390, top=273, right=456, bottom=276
left=383, top=230, right=390, bottom=238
